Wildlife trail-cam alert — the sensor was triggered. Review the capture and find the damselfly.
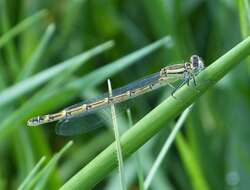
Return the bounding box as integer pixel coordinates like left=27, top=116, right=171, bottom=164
left=27, top=55, right=204, bottom=135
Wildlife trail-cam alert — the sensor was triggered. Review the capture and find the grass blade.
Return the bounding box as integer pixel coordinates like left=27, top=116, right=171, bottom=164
left=238, top=0, right=250, bottom=38
left=0, top=40, right=114, bottom=107
left=107, top=79, right=126, bottom=190
left=17, top=23, right=56, bottom=81
left=69, top=36, right=172, bottom=89
left=18, top=156, right=46, bottom=190
left=144, top=105, right=192, bottom=190
left=0, top=41, right=114, bottom=139
left=0, top=9, right=48, bottom=48
left=175, top=133, right=209, bottom=190
left=238, top=0, right=250, bottom=72
left=26, top=141, right=73, bottom=190
left=60, top=132, right=113, bottom=180
left=0, top=0, right=19, bottom=76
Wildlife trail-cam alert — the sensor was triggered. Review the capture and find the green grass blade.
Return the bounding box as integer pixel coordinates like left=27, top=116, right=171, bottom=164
left=26, top=141, right=73, bottom=190
left=238, top=0, right=250, bottom=38
left=0, top=41, right=114, bottom=107
left=0, top=9, right=48, bottom=48
left=17, top=23, right=56, bottom=81
left=121, top=16, right=149, bottom=47
left=107, top=79, right=126, bottom=190
left=141, top=150, right=172, bottom=189
left=59, top=36, right=250, bottom=190
left=0, top=42, right=114, bottom=140
left=0, top=0, right=19, bottom=76
left=144, top=105, right=192, bottom=190
left=60, top=132, right=113, bottom=180
left=13, top=127, right=36, bottom=179
left=18, top=156, right=46, bottom=190
left=175, top=133, right=209, bottom=190
left=238, top=0, right=250, bottom=72
left=69, top=36, right=172, bottom=89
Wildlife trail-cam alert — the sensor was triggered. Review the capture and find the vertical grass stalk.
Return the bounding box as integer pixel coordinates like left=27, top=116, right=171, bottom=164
left=107, top=79, right=127, bottom=190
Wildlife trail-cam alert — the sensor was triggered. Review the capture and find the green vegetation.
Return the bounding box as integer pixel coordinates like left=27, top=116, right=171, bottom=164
left=0, top=1, right=250, bottom=190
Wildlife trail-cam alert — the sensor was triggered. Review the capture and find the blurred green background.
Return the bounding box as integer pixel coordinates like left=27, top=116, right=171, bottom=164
left=0, top=0, right=250, bottom=189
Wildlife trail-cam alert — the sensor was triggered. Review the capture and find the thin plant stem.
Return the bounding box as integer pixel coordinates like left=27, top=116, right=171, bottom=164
left=108, top=79, right=127, bottom=190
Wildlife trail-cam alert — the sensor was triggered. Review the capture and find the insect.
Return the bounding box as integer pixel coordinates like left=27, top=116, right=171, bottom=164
left=27, top=55, right=204, bottom=135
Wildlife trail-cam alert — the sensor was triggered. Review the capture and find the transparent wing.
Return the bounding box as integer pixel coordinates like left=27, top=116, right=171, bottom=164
left=54, top=71, right=183, bottom=136
left=55, top=108, right=112, bottom=136
left=55, top=72, right=162, bottom=136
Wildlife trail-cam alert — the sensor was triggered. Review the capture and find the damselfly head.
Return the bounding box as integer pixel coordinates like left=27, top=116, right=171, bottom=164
left=190, top=55, right=204, bottom=72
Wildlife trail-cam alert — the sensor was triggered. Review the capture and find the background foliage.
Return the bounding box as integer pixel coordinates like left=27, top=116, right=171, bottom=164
left=0, top=0, right=250, bottom=189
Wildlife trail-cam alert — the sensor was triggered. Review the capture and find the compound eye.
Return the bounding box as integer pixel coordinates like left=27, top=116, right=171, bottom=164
left=190, top=55, right=199, bottom=67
